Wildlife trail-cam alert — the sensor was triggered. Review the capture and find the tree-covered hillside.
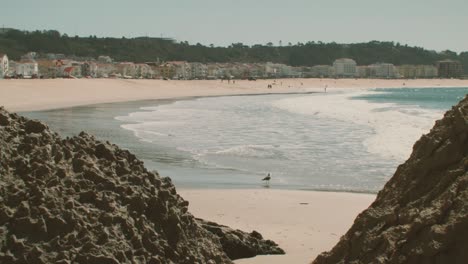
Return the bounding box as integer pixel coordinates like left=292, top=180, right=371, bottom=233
left=1, top=29, right=466, bottom=72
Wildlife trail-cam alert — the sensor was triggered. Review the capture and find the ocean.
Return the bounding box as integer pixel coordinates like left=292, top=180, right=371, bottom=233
left=23, top=87, right=468, bottom=193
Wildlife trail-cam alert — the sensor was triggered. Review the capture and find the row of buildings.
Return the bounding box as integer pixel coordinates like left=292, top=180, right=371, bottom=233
left=304, top=58, right=463, bottom=79
left=0, top=52, right=464, bottom=80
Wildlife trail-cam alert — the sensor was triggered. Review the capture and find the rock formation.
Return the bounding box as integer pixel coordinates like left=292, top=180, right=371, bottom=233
left=313, top=95, right=468, bottom=264
left=0, top=107, right=284, bottom=264
left=197, top=218, right=285, bottom=260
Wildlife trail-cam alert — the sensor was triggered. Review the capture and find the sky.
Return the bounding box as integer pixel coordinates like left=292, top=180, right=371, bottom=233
left=1, top=0, right=467, bottom=52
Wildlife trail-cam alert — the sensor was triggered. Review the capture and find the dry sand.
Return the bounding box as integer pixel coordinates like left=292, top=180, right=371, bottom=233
left=1, top=78, right=468, bottom=112
left=1, top=78, right=467, bottom=263
left=179, top=189, right=375, bottom=264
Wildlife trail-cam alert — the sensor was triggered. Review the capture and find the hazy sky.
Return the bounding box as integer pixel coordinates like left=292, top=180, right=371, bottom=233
left=2, top=0, right=467, bottom=52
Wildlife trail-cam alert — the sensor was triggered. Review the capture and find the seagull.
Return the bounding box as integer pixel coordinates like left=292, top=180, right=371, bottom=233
left=262, top=173, right=271, bottom=185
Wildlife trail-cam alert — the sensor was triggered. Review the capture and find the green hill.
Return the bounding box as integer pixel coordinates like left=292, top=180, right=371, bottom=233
left=1, top=29, right=467, bottom=73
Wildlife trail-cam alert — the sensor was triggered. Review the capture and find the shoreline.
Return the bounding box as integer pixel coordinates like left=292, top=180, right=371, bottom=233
left=19, top=90, right=319, bottom=114
left=2, top=78, right=468, bottom=112
left=1, top=78, right=466, bottom=263
left=23, top=95, right=383, bottom=196
left=19, top=91, right=392, bottom=195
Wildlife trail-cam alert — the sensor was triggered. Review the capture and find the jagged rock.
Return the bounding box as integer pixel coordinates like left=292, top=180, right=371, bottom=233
left=312, top=95, right=468, bottom=264
left=0, top=112, right=9, bottom=126
left=95, top=143, right=116, bottom=161
left=24, top=119, right=47, bottom=134
left=0, top=108, right=284, bottom=263
left=197, top=218, right=285, bottom=260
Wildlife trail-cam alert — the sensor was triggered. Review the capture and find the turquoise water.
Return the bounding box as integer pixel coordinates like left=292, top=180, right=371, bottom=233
left=352, top=87, right=468, bottom=110
left=22, top=88, right=467, bottom=193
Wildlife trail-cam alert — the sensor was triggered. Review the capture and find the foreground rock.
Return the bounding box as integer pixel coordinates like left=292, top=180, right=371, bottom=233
left=313, top=96, right=468, bottom=264
left=197, top=218, right=285, bottom=260
left=0, top=107, right=284, bottom=263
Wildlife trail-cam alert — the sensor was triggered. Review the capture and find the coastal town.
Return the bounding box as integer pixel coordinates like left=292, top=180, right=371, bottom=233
left=0, top=51, right=465, bottom=80
left=1, top=0, right=468, bottom=262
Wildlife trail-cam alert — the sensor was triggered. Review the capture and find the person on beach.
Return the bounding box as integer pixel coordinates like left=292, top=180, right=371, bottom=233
left=325, top=85, right=328, bottom=93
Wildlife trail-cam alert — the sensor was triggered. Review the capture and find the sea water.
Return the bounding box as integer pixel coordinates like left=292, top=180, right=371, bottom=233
left=24, top=87, right=468, bottom=193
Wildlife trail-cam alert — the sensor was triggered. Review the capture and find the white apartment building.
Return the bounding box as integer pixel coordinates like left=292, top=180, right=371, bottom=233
left=190, top=62, right=208, bottom=79
left=168, top=61, right=191, bottom=79
left=333, top=58, right=357, bottom=77
left=15, top=60, right=39, bottom=78
left=369, top=63, right=399, bottom=78
left=398, top=65, right=438, bottom=79
left=0, top=54, right=9, bottom=78
left=265, top=62, right=281, bottom=78
left=136, top=64, right=154, bottom=78
left=311, top=65, right=335, bottom=78
left=96, top=63, right=117, bottom=78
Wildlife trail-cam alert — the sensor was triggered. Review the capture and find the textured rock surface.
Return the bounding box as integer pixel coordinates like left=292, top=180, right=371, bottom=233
left=0, top=107, right=284, bottom=264
left=197, top=218, right=285, bottom=260
left=313, top=95, right=468, bottom=264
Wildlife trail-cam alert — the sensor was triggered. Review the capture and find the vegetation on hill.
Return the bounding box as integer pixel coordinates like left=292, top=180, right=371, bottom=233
left=1, top=29, right=467, bottom=72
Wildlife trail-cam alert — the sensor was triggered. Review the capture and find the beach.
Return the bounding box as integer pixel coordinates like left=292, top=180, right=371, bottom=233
left=2, top=78, right=468, bottom=112
left=179, top=189, right=375, bottom=263
left=1, top=78, right=468, bottom=263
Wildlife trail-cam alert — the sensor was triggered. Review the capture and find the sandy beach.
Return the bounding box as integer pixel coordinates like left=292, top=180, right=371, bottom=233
left=179, top=189, right=375, bottom=264
left=1, top=78, right=467, bottom=263
left=1, top=78, right=468, bottom=112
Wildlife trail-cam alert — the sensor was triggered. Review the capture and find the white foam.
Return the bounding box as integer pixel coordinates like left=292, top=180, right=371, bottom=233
left=214, top=144, right=278, bottom=158
left=271, top=90, right=443, bottom=161
left=119, top=122, right=176, bottom=142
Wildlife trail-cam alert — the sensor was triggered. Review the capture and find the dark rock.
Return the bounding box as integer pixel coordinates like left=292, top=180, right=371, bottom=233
left=0, top=112, right=10, bottom=126
left=312, top=96, right=468, bottom=264
left=0, top=107, right=284, bottom=263
left=24, top=119, right=47, bottom=134
left=197, top=218, right=285, bottom=260
left=75, top=254, right=120, bottom=264
left=72, top=157, right=86, bottom=173
left=95, top=143, right=116, bottom=161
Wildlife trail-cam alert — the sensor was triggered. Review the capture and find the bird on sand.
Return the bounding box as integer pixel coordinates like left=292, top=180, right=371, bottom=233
left=262, top=173, right=271, bottom=185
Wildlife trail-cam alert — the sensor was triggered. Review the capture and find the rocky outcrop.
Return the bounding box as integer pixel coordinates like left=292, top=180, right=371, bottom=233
left=313, top=95, right=468, bottom=264
left=0, top=107, right=284, bottom=264
left=197, top=218, right=285, bottom=260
